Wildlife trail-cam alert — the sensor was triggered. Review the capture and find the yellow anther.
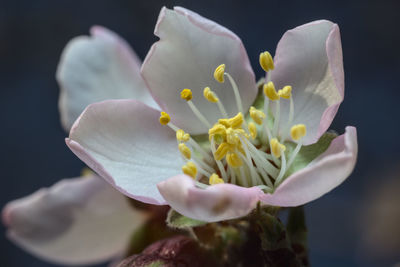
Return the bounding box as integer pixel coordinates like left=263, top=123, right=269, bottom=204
left=226, top=128, right=240, bottom=145
left=182, top=161, right=197, bottom=179
left=248, top=122, right=257, bottom=139
left=176, top=129, right=190, bottom=142
left=214, top=64, right=225, bottom=83
left=226, top=152, right=243, bottom=168
left=159, top=111, right=171, bottom=125
left=209, top=173, right=224, bottom=185
left=249, top=106, right=266, bottom=125
left=214, top=142, right=231, bottom=161
left=178, top=143, right=191, bottom=159
left=270, top=138, right=286, bottom=158
left=227, top=112, right=244, bottom=129
left=263, top=81, right=280, bottom=101
left=278, top=85, right=292, bottom=99
left=180, top=89, right=193, bottom=101
left=259, top=51, right=274, bottom=72
left=290, top=124, right=307, bottom=141
left=208, top=123, right=227, bottom=143
left=203, top=87, right=219, bottom=103
left=218, top=118, right=231, bottom=128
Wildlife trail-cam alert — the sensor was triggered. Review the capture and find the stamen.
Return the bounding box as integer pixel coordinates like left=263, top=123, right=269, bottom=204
left=182, top=162, right=197, bottom=179
left=209, top=123, right=227, bottom=144
left=210, top=137, right=228, bottom=182
left=180, top=89, right=212, bottom=128
left=264, top=81, right=280, bottom=101
left=286, top=140, right=302, bottom=171
left=176, top=129, right=190, bottom=142
left=278, top=85, right=292, bottom=99
left=248, top=122, right=257, bottom=139
left=275, top=150, right=287, bottom=186
left=238, top=136, right=264, bottom=186
left=249, top=106, right=266, bottom=125
left=237, top=152, right=259, bottom=186
left=286, top=124, right=307, bottom=170
left=259, top=51, right=274, bottom=72
left=195, top=163, right=213, bottom=178
left=193, top=155, right=215, bottom=174
left=238, top=166, right=248, bottom=187
left=180, top=89, right=193, bottom=101
left=167, top=122, right=214, bottom=164
left=203, top=87, right=218, bottom=103
left=226, top=128, right=240, bottom=145
left=291, top=124, right=306, bottom=141
left=226, top=152, right=243, bottom=168
left=225, top=73, right=244, bottom=114
left=270, top=138, right=286, bottom=159
left=272, top=99, right=280, bottom=136
left=244, top=139, right=279, bottom=177
left=204, top=87, right=229, bottom=118
left=178, top=143, right=191, bottom=159
left=280, top=95, right=294, bottom=142
left=227, top=112, right=244, bottom=129
left=214, top=64, right=225, bottom=83
left=159, top=111, right=171, bottom=125
left=209, top=173, right=224, bottom=185
left=228, top=165, right=236, bottom=184
left=252, top=157, right=274, bottom=188
left=214, top=142, right=231, bottom=161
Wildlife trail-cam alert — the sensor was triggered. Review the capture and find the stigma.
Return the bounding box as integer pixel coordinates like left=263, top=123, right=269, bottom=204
left=159, top=52, right=308, bottom=192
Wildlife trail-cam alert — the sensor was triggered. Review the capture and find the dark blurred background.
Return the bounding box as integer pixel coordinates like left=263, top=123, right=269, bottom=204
left=1, top=0, right=399, bottom=266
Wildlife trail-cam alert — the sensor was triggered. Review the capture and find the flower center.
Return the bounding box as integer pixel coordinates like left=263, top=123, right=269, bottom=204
left=159, top=51, right=307, bottom=192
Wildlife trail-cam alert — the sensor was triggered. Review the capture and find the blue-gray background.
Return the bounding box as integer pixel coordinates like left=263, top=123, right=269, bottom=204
left=1, top=0, right=399, bottom=266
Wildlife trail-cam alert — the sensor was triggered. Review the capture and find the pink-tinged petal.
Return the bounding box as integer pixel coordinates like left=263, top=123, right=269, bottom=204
left=260, top=126, right=357, bottom=206
left=57, top=26, right=158, bottom=131
left=271, top=20, right=344, bottom=145
left=142, top=7, right=257, bottom=134
left=157, top=175, right=262, bottom=222
left=2, top=176, right=146, bottom=265
left=67, top=99, right=184, bottom=205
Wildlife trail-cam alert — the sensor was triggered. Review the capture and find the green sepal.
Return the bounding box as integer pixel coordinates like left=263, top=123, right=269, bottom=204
left=166, top=209, right=207, bottom=229
left=287, top=206, right=309, bottom=266
left=257, top=211, right=289, bottom=251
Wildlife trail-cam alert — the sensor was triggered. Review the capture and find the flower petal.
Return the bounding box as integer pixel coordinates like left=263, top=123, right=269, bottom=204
left=141, top=7, right=257, bottom=134
left=2, top=176, right=146, bottom=265
left=67, top=99, right=184, bottom=205
left=57, top=26, right=158, bottom=131
left=260, top=126, right=357, bottom=206
left=271, top=20, right=344, bottom=145
left=157, top=175, right=262, bottom=222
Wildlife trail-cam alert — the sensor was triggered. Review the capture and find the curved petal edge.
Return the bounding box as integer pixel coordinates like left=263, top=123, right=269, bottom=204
left=259, top=126, right=357, bottom=206
left=2, top=176, right=146, bottom=265
left=157, top=175, right=262, bottom=222
left=67, top=99, right=184, bottom=205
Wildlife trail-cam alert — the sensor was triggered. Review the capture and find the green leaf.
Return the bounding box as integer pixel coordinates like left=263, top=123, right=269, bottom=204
left=166, top=209, right=207, bottom=229
left=284, top=132, right=337, bottom=178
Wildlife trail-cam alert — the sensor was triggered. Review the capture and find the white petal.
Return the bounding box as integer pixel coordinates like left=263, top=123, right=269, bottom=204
left=57, top=26, right=158, bottom=131
left=2, top=176, right=146, bottom=265
left=67, top=99, right=184, bottom=205
left=260, top=126, right=357, bottom=206
left=157, top=175, right=262, bottom=222
left=142, top=7, right=257, bottom=134
left=271, top=20, right=344, bottom=145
